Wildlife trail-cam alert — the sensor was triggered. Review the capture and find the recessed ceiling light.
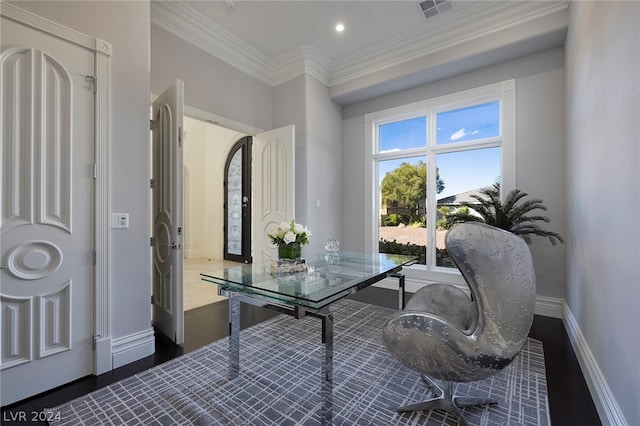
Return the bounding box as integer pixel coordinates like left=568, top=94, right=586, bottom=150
left=335, top=23, right=345, bottom=32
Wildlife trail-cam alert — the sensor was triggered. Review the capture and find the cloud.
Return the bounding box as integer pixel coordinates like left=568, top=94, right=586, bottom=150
left=450, top=128, right=480, bottom=141
left=450, top=128, right=468, bottom=141
left=380, top=148, right=402, bottom=153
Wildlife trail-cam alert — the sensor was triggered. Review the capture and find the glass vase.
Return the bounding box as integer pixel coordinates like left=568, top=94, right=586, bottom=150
left=278, top=242, right=301, bottom=260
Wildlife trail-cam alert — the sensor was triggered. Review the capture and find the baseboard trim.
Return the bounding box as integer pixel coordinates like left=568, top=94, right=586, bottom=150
left=562, top=302, right=628, bottom=426
left=373, top=279, right=564, bottom=318
left=94, top=336, right=112, bottom=375
left=111, top=328, right=155, bottom=369
left=534, top=295, right=563, bottom=319
left=184, top=250, right=208, bottom=259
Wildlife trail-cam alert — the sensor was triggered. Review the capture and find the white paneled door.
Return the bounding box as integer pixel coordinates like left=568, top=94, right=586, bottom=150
left=151, top=80, right=184, bottom=345
left=0, top=17, right=95, bottom=404
left=253, top=126, right=295, bottom=263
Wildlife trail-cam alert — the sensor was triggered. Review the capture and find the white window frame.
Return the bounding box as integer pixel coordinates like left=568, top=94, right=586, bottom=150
left=364, top=80, right=516, bottom=285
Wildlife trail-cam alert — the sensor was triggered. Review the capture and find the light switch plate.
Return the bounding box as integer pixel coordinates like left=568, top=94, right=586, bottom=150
left=111, top=213, right=129, bottom=229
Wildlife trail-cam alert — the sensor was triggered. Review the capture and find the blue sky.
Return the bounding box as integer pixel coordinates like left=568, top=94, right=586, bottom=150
left=379, top=101, right=500, bottom=199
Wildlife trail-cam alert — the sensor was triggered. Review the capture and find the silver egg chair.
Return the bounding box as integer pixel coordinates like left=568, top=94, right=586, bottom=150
left=382, top=222, right=536, bottom=425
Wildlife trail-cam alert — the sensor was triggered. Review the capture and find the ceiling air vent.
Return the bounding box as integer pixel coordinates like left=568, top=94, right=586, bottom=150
left=419, top=0, right=454, bottom=20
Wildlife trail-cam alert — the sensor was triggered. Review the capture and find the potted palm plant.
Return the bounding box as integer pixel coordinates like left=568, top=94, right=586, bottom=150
left=443, top=182, right=563, bottom=245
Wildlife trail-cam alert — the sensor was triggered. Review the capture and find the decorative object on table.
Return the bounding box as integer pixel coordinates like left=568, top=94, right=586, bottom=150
left=270, top=258, right=307, bottom=275
left=324, top=238, right=340, bottom=265
left=324, top=238, right=340, bottom=253
left=267, top=220, right=311, bottom=260
left=382, top=222, right=537, bottom=425
left=325, top=252, right=340, bottom=265
left=442, top=181, right=564, bottom=245
left=278, top=242, right=302, bottom=260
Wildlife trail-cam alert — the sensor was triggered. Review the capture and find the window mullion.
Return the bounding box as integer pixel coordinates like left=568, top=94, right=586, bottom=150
left=431, top=138, right=502, bottom=154
left=373, top=147, right=427, bottom=161
left=426, top=110, right=438, bottom=270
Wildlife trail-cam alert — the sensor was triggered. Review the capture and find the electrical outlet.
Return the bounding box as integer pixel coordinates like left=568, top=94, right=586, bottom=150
left=111, top=213, right=129, bottom=229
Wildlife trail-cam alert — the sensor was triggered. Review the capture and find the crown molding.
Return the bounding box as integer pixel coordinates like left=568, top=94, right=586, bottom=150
left=271, top=46, right=331, bottom=86
left=151, top=1, right=273, bottom=84
left=151, top=0, right=568, bottom=89
left=331, top=0, right=569, bottom=85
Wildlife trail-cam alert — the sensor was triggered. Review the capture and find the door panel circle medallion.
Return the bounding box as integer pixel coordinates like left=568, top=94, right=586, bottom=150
left=6, top=241, right=63, bottom=280
left=155, top=222, right=171, bottom=263
left=264, top=221, right=281, bottom=248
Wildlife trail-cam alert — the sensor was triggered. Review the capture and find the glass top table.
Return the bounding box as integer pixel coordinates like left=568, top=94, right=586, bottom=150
left=201, top=252, right=417, bottom=310
left=200, top=252, right=417, bottom=425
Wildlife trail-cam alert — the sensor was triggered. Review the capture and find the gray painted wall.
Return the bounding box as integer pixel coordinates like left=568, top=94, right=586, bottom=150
left=342, top=48, right=567, bottom=299
left=566, top=2, right=640, bottom=424
left=304, top=76, right=343, bottom=254
left=151, top=24, right=272, bottom=131
left=273, top=75, right=343, bottom=255
left=12, top=1, right=153, bottom=340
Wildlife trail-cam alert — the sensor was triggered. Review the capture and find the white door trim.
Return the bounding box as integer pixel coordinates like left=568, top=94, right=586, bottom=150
left=1, top=2, right=113, bottom=375
left=184, top=104, right=262, bottom=136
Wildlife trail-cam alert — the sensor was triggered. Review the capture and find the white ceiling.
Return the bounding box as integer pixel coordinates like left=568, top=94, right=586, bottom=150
left=152, top=0, right=569, bottom=104
left=183, top=0, right=469, bottom=60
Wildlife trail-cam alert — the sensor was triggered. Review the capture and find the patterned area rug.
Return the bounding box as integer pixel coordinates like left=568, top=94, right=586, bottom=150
left=49, top=300, right=549, bottom=425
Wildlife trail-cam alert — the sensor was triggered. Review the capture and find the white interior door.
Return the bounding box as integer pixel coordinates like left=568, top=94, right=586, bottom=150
left=0, top=17, right=95, bottom=405
left=253, top=125, right=295, bottom=263
left=151, top=80, right=184, bottom=345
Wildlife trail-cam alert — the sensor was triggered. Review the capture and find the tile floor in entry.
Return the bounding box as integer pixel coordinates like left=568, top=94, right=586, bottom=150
left=183, top=257, right=243, bottom=310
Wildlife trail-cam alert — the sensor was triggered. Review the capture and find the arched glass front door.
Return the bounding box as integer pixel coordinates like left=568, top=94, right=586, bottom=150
left=224, top=136, right=252, bottom=263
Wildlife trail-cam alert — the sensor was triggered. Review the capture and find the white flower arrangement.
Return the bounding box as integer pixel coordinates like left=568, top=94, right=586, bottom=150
left=267, top=220, right=311, bottom=246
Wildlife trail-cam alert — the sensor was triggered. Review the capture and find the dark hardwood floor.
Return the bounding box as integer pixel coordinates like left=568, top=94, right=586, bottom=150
left=1, top=287, right=600, bottom=425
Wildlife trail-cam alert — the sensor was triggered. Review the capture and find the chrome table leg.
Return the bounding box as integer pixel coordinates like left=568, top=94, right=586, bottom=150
left=320, top=310, right=334, bottom=425
left=390, top=272, right=406, bottom=309
left=228, top=295, right=240, bottom=379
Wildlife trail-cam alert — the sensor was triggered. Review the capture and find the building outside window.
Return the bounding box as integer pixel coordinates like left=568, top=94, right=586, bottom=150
left=365, top=80, right=516, bottom=281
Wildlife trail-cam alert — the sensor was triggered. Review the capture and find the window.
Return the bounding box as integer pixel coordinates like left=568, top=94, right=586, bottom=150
left=366, top=81, right=515, bottom=279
